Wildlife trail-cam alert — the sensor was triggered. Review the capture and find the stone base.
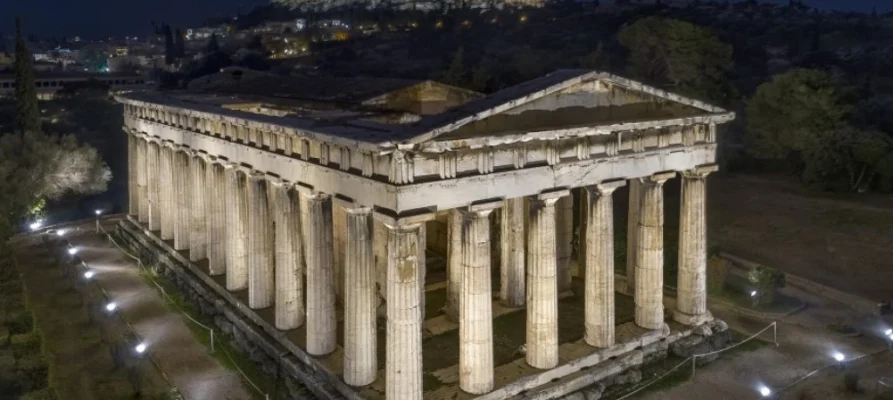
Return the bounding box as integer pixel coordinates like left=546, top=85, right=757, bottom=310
left=672, top=309, right=714, bottom=326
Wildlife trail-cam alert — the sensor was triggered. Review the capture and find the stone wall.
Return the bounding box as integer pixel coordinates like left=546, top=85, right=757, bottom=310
left=114, top=219, right=351, bottom=400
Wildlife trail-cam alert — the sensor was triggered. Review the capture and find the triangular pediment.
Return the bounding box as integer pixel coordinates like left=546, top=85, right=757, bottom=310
left=403, top=70, right=730, bottom=145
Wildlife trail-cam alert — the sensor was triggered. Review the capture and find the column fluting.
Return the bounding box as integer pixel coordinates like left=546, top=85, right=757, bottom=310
left=272, top=182, right=304, bottom=330
left=304, top=192, right=336, bottom=356
left=675, top=165, right=718, bottom=326
left=188, top=155, right=207, bottom=261
left=583, top=181, right=624, bottom=348
left=247, top=173, right=274, bottom=309
left=224, top=166, right=249, bottom=291
left=500, top=197, right=525, bottom=307
left=343, top=206, right=377, bottom=386
left=635, top=172, right=675, bottom=330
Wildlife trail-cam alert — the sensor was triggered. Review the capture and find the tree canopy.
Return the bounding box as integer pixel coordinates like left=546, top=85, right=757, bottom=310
left=14, top=18, right=40, bottom=134
left=617, top=17, right=735, bottom=103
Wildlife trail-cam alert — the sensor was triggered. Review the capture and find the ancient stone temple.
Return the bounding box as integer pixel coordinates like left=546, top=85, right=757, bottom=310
left=117, top=69, right=734, bottom=399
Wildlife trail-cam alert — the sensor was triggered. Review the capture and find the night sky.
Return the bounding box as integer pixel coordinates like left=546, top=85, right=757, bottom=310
left=0, top=0, right=890, bottom=39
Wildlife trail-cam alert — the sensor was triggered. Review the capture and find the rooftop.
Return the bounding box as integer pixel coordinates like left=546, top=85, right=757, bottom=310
left=119, top=69, right=735, bottom=151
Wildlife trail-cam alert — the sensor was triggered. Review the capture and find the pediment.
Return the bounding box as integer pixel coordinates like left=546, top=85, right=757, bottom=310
left=403, top=70, right=730, bottom=145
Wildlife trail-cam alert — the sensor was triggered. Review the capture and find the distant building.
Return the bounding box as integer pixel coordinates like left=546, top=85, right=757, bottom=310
left=0, top=72, right=147, bottom=100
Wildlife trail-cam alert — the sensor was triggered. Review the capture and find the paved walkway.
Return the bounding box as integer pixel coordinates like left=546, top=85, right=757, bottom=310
left=69, top=220, right=254, bottom=400
left=637, top=286, right=890, bottom=400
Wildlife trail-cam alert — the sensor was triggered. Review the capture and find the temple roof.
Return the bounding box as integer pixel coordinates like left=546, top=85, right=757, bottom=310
left=119, top=69, right=735, bottom=152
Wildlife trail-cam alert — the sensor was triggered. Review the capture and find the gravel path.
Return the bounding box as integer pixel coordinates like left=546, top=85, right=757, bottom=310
left=69, top=222, right=255, bottom=400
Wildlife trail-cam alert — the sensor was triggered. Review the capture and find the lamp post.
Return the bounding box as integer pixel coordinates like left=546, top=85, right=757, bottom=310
left=94, top=209, right=103, bottom=233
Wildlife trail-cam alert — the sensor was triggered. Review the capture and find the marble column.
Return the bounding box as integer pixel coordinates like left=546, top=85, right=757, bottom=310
left=136, top=139, right=149, bottom=223
left=584, top=181, right=625, bottom=348
left=271, top=182, right=304, bottom=330
left=626, top=179, right=642, bottom=293
left=342, top=205, right=377, bottom=386
left=333, top=205, right=347, bottom=301
left=173, top=149, right=191, bottom=250
left=158, top=145, right=174, bottom=240
left=445, top=209, right=463, bottom=320
left=188, top=155, right=207, bottom=261
left=304, top=192, right=336, bottom=356
left=379, top=215, right=430, bottom=400
left=146, top=142, right=160, bottom=231
left=460, top=202, right=500, bottom=394
left=674, top=165, right=718, bottom=326
left=526, top=190, right=568, bottom=370
left=128, top=134, right=138, bottom=216
left=556, top=194, right=574, bottom=293
left=500, top=197, right=525, bottom=307
left=247, top=173, right=274, bottom=309
left=206, top=161, right=227, bottom=275
left=224, top=166, right=249, bottom=291
left=635, top=172, right=675, bottom=330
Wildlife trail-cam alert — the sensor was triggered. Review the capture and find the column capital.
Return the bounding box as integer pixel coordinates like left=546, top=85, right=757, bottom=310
left=642, top=171, right=676, bottom=186
left=531, top=189, right=570, bottom=207
left=585, top=179, right=626, bottom=196
left=295, top=182, right=330, bottom=200
left=462, top=199, right=503, bottom=218
left=373, top=210, right=435, bottom=230
left=682, top=164, right=719, bottom=179
left=332, top=195, right=373, bottom=214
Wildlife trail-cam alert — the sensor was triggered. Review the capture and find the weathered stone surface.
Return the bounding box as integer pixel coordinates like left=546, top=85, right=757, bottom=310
left=675, top=165, right=718, bottom=326
left=527, top=191, right=567, bottom=370
left=188, top=155, right=207, bottom=261
left=634, top=173, right=674, bottom=330
left=224, top=166, right=249, bottom=291
left=271, top=183, right=304, bottom=330
left=173, top=149, right=191, bottom=250
left=304, top=193, right=336, bottom=356
left=584, top=182, right=623, bottom=348
left=343, top=207, right=376, bottom=387
left=500, top=197, right=525, bottom=307
left=459, top=207, right=496, bottom=394
left=246, top=174, right=274, bottom=309
left=445, top=209, right=463, bottom=321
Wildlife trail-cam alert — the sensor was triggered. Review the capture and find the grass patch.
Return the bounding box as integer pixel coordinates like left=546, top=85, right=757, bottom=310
left=137, top=266, right=282, bottom=400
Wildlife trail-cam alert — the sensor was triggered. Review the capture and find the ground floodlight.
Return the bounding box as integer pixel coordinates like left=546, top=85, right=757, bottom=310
left=56, top=229, right=66, bottom=236
left=750, top=290, right=758, bottom=297
left=94, top=209, right=102, bottom=216
left=758, top=385, right=771, bottom=397
left=67, top=247, right=79, bottom=255
left=106, top=302, right=117, bottom=312
left=84, top=270, right=95, bottom=279
left=886, top=329, right=892, bottom=336
left=135, top=343, right=147, bottom=354
left=888, top=333, right=893, bottom=340
left=29, top=221, right=42, bottom=231
left=833, top=352, right=845, bottom=362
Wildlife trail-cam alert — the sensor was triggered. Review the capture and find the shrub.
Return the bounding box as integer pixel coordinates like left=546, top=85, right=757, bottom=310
left=19, top=387, right=57, bottom=400
left=748, top=266, right=785, bottom=305
left=843, top=372, right=859, bottom=393
left=15, top=355, right=48, bottom=392
left=706, top=256, right=730, bottom=295
left=6, top=312, right=33, bottom=334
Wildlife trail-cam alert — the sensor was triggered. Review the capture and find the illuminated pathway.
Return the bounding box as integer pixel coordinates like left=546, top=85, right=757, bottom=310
left=70, top=221, right=253, bottom=400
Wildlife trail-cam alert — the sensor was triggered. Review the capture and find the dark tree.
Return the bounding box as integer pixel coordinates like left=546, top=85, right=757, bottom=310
left=14, top=17, right=41, bottom=134
left=174, top=28, right=186, bottom=59
left=206, top=33, right=220, bottom=53
left=163, top=25, right=175, bottom=65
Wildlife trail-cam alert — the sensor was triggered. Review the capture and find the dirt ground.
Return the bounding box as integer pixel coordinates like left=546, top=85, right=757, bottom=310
left=705, top=173, right=893, bottom=303
left=12, top=235, right=172, bottom=400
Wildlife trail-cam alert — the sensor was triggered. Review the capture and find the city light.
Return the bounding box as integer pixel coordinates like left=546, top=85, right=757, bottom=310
left=135, top=343, right=147, bottom=354
left=67, top=247, right=79, bottom=255
left=29, top=221, right=43, bottom=231
left=758, top=385, right=772, bottom=397
left=84, top=270, right=95, bottom=279
left=105, top=302, right=117, bottom=312
left=885, top=329, right=892, bottom=336
left=833, top=352, right=845, bottom=362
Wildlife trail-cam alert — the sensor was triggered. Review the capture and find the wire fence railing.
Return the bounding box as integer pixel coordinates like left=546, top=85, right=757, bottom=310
left=75, top=221, right=271, bottom=400
left=611, top=321, right=778, bottom=400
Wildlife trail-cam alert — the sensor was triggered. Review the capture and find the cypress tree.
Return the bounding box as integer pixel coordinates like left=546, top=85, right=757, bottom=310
left=14, top=17, right=41, bottom=134
left=175, top=28, right=186, bottom=59
left=206, top=33, right=220, bottom=53
left=163, top=25, right=175, bottom=65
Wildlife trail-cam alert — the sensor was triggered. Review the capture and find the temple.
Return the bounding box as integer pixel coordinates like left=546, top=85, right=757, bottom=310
left=117, top=69, right=735, bottom=399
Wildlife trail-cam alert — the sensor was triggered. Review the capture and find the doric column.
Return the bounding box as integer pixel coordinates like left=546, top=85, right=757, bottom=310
left=224, top=165, right=249, bottom=291
left=556, top=194, right=574, bottom=293
left=625, top=179, right=642, bottom=293
left=188, top=155, right=207, bottom=261
left=206, top=160, right=226, bottom=275
left=158, top=144, right=174, bottom=240
left=332, top=205, right=347, bottom=302
left=146, top=141, right=160, bottom=231
left=444, top=209, right=463, bottom=320
left=173, top=149, right=191, bottom=250
left=136, top=138, right=149, bottom=223
left=674, top=165, right=718, bottom=326
left=247, top=173, right=274, bottom=309
left=303, top=191, right=336, bottom=356
left=583, top=181, right=625, bottom=348
left=340, top=203, right=376, bottom=386
left=635, top=172, right=675, bottom=331
left=526, top=190, right=569, bottom=370
left=128, top=134, right=138, bottom=216
left=377, top=213, right=432, bottom=400
left=500, top=197, right=525, bottom=307
left=271, top=181, right=304, bottom=330
left=460, top=202, right=501, bottom=394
